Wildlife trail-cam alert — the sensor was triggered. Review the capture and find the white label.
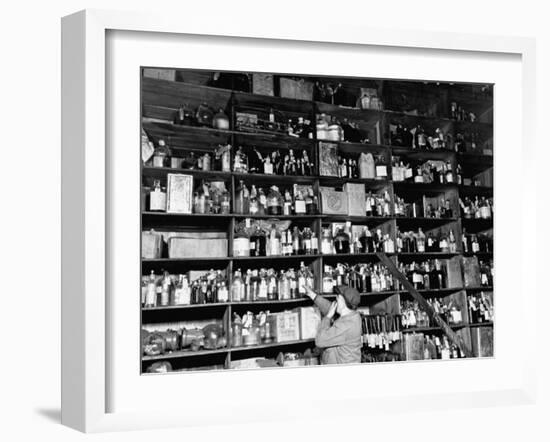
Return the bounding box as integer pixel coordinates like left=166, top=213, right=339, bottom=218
left=311, top=237, right=319, bottom=251
left=264, top=163, right=273, bottom=175
left=412, top=273, right=423, bottom=283
left=295, top=200, right=306, bottom=213
left=405, top=168, right=413, bottom=179
left=304, top=239, right=312, bottom=250
left=376, top=165, right=387, bottom=177
left=150, top=190, right=166, bottom=211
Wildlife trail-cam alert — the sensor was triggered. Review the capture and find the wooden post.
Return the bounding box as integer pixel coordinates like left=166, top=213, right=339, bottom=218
left=376, top=252, right=472, bottom=358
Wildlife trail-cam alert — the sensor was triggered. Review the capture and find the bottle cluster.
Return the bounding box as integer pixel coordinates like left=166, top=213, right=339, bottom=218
left=321, top=224, right=395, bottom=255
left=460, top=196, right=493, bottom=219
left=478, top=260, right=494, bottom=287
left=396, top=228, right=458, bottom=253
left=235, top=183, right=318, bottom=216
left=233, top=223, right=318, bottom=258
left=392, top=157, right=456, bottom=184
left=462, top=231, right=493, bottom=254
left=422, top=335, right=464, bottom=360
left=361, top=314, right=402, bottom=350
left=397, top=260, right=448, bottom=290
left=390, top=124, right=452, bottom=150
left=229, top=263, right=314, bottom=302
left=322, top=263, right=398, bottom=294
left=233, top=146, right=314, bottom=176
left=141, top=270, right=229, bottom=308
left=394, top=195, right=454, bottom=219
left=468, top=292, right=494, bottom=323
left=231, top=312, right=274, bottom=347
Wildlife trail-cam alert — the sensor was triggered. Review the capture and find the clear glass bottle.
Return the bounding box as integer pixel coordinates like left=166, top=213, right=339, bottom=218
left=321, top=227, right=334, bottom=255
left=266, top=223, right=281, bottom=256
left=266, top=186, right=283, bottom=216
left=149, top=179, right=166, bottom=212
left=231, top=269, right=244, bottom=302
left=334, top=228, right=350, bottom=254
left=145, top=270, right=157, bottom=308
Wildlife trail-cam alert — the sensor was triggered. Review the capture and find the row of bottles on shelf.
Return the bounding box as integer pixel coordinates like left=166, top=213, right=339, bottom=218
left=322, top=263, right=398, bottom=294
left=142, top=263, right=316, bottom=307
left=450, top=101, right=477, bottom=122
left=322, top=224, right=395, bottom=255
left=462, top=232, right=493, bottom=254
left=231, top=311, right=274, bottom=347
left=316, top=113, right=371, bottom=143
left=233, top=146, right=315, bottom=176
left=393, top=195, right=454, bottom=219
left=235, top=183, right=318, bottom=216
left=233, top=223, right=319, bottom=257
left=236, top=107, right=314, bottom=137
left=468, top=292, right=494, bottom=323
left=334, top=152, right=387, bottom=180
left=173, top=102, right=230, bottom=129
left=401, top=298, right=464, bottom=328
left=142, top=269, right=230, bottom=308
left=398, top=260, right=449, bottom=290
left=390, top=125, right=452, bottom=150
left=361, top=314, right=401, bottom=350
left=391, top=157, right=461, bottom=185
left=396, top=228, right=458, bottom=254
left=421, top=335, right=464, bottom=360
left=230, top=264, right=314, bottom=302
left=151, top=138, right=316, bottom=177
left=460, top=196, right=493, bottom=219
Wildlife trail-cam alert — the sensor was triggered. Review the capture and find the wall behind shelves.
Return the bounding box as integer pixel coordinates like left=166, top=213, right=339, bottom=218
left=2, top=1, right=547, bottom=441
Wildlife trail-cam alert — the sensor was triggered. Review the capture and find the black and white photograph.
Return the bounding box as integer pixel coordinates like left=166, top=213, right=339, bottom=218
left=140, top=68, right=494, bottom=374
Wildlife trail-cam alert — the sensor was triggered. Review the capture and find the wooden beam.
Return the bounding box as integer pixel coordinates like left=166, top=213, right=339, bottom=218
left=376, top=252, right=472, bottom=358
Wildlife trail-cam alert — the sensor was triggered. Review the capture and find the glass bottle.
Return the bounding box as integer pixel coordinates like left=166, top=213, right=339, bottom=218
left=311, top=230, right=319, bottom=254
left=321, top=228, right=334, bottom=255
left=160, top=271, right=172, bottom=307
left=278, top=270, right=290, bottom=300
left=302, top=228, right=313, bottom=255
left=416, top=228, right=426, bottom=253
left=149, top=179, right=166, bottom=212
left=292, top=227, right=302, bottom=256
left=221, top=190, right=231, bottom=215
left=323, top=265, right=335, bottom=294
left=249, top=185, right=259, bottom=215
left=267, top=269, right=278, bottom=300
left=231, top=269, right=244, bottom=302
left=266, top=186, right=283, bottom=216
left=212, top=108, right=230, bottom=130
left=174, top=274, right=191, bottom=306
left=267, top=223, right=281, bottom=256
left=234, top=180, right=248, bottom=214
left=294, top=186, right=306, bottom=215
left=334, top=228, right=350, bottom=254
left=153, top=139, right=169, bottom=168
left=145, top=270, right=157, bottom=308
left=305, top=188, right=316, bottom=214
left=258, top=269, right=269, bottom=301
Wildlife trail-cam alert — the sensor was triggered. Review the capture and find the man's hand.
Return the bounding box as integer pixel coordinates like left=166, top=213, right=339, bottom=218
left=326, top=301, right=337, bottom=319
left=303, top=285, right=317, bottom=300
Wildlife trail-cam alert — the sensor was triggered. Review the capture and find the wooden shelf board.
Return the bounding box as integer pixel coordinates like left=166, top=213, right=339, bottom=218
left=230, top=338, right=315, bottom=353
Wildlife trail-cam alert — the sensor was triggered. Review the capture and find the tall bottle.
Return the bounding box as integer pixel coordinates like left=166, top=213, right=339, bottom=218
left=174, top=274, right=191, bottom=305
left=267, top=224, right=281, bottom=256
left=416, top=228, right=426, bottom=253
left=359, top=152, right=376, bottom=179
left=145, top=270, right=157, bottom=308
left=231, top=269, right=245, bottom=302
left=149, top=179, right=166, bottom=212
left=235, top=180, right=249, bottom=214
left=267, top=186, right=283, bottom=216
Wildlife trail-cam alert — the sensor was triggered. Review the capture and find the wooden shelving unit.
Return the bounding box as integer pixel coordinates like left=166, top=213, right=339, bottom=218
left=141, top=73, right=493, bottom=371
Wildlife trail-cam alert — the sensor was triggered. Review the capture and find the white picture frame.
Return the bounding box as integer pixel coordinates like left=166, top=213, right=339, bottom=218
left=61, top=9, right=537, bottom=433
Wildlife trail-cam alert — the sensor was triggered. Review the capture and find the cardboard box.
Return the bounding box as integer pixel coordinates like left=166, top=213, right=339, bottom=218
left=252, top=73, right=274, bottom=96
left=471, top=326, right=493, bottom=357
left=295, top=307, right=321, bottom=340
left=344, top=183, right=366, bottom=216
left=462, top=256, right=482, bottom=287
left=320, top=187, right=348, bottom=215
left=279, top=77, right=314, bottom=101
left=168, top=232, right=228, bottom=258
left=268, top=311, right=300, bottom=343
left=445, top=256, right=464, bottom=289
left=319, top=142, right=339, bottom=177
left=141, top=230, right=163, bottom=259
left=403, top=333, right=425, bottom=361
left=166, top=174, right=193, bottom=214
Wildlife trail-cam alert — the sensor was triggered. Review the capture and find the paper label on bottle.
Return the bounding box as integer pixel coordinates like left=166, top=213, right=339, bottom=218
left=412, top=273, right=423, bottom=283
left=405, top=168, right=413, bottom=179
left=295, top=200, right=306, bottom=213
left=304, top=239, right=312, bottom=250
left=264, top=163, right=273, bottom=174
left=150, top=190, right=166, bottom=211
left=376, top=165, right=387, bottom=177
